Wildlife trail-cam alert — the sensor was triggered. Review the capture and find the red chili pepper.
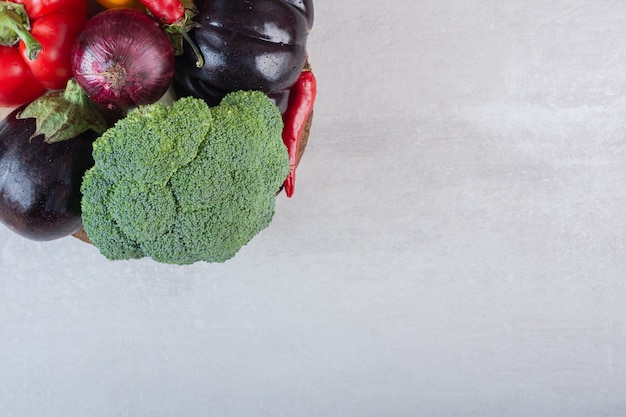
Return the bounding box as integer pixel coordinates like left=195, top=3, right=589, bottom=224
left=0, top=0, right=87, bottom=107
left=138, top=0, right=184, bottom=24
left=282, top=69, right=316, bottom=198
left=137, top=0, right=203, bottom=67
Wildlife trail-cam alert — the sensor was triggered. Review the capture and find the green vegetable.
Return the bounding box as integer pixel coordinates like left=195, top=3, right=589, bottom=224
left=81, top=91, right=289, bottom=264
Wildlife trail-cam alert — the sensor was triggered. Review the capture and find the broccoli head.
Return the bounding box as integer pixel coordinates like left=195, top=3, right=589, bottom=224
left=81, top=91, right=289, bottom=264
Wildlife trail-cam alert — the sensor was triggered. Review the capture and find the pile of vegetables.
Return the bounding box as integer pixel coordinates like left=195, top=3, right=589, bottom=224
left=0, top=0, right=316, bottom=264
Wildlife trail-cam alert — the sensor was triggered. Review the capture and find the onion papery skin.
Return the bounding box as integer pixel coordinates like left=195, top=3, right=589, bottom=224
left=71, top=9, right=175, bottom=112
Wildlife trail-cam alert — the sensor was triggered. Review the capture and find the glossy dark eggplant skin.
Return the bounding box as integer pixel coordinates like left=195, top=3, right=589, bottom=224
left=0, top=107, right=97, bottom=241
left=174, top=0, right=313, bottom=110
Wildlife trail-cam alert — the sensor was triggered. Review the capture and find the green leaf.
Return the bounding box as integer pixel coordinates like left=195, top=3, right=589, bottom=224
left=17, top=79, right=108, bottom=143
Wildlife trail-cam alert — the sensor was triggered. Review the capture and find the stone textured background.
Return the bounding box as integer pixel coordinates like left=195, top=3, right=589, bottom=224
left=3, top=1, right=626, bottom=416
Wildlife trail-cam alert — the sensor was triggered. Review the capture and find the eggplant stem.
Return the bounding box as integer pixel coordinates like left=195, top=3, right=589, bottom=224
left=179, top=27, right=204, bottom=68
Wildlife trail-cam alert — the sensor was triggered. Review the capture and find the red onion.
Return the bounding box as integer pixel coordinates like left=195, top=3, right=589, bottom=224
left=71, top=8, right=175, bottom=112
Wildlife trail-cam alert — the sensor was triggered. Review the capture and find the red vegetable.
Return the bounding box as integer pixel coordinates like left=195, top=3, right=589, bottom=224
left=137, top=0, right=202, bottom=67
left=71, top=8, right=175, bottom=113
left=0, top=0, right=87, bottom=106
left=282, top=68, right=316, bottom=197
left=139, top=0, right=184, bottom=24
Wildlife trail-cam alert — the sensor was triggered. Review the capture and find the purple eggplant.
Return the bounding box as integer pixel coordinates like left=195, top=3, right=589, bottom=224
left=0, top=106, right=97, bottom=241
left=173, top=0, right=313, bottom=111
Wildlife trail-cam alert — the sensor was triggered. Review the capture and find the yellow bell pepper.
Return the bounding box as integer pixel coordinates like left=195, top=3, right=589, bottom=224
left=95, top=0, right=145, bottom=10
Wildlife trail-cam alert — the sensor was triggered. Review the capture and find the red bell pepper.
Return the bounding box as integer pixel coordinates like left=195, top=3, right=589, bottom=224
left=0, top=0, right=87, bottom=107
left=282, top=69, right=316, bottom=198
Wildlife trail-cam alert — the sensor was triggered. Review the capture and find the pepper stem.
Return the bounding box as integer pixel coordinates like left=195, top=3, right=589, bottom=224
left=0, top=1, right=41, bottom=60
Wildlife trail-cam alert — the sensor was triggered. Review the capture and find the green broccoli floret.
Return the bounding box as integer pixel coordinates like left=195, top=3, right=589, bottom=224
left=81, top=91, right=289, bottom=265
